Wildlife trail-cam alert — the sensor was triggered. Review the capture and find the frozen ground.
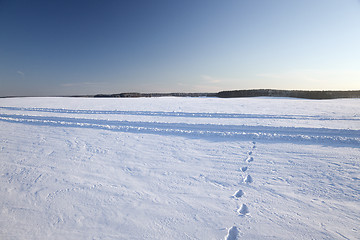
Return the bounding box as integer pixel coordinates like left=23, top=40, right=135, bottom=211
left=0, top=97, right=359, bottom=239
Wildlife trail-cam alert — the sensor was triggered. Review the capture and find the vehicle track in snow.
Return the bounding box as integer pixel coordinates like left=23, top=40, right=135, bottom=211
left=1, top=106, right=359, bottom=121
left=0, top=113, right=359, bottom=146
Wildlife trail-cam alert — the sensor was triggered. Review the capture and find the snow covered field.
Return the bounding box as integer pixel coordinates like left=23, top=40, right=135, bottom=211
left=0, top=97, right=359, bottom=240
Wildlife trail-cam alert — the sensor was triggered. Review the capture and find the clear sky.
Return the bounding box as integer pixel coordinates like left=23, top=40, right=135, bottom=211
left=0, top=0, right=359, bottom=96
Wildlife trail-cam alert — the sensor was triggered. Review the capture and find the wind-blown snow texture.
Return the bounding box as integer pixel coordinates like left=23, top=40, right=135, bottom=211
left=0, top=97, right=359, bottom=239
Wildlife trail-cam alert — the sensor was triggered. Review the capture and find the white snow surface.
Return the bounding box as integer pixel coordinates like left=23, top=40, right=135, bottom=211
left=0, top=97, right=359, bottom=239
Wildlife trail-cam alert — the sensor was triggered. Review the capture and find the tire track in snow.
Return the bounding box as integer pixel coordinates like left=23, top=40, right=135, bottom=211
left=0, top=114, right=359, bottom=146
left=2, top=106, right=359, bottom=121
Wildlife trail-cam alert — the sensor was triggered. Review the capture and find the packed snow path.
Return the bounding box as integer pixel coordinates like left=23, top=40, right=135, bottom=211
left=0, top=97, right=359, bottom=239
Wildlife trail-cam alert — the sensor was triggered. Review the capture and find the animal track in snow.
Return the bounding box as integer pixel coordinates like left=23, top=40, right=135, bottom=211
left=244, top=175, right=253, bottom=183
left=237, top=204, right=250, bottom=216
left=225, top=226, right=239, bottom=240
left=241, top=166, right=248, bottom=172
left=233, top=189, right=244, bottom=198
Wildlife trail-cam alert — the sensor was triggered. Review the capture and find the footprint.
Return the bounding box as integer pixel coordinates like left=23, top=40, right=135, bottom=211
left=244, top=175, right=253, bottom=183
left=246, top=156, right=254, bottom=163
left=241, top=166, right=248, bottom=172
left=248, top=151, right=252, bottom=155
left=225, top=226, right=239, bottom=240
left=237, top=204, right=250, bottom=216
left=233, top=189, right=244, bottom=198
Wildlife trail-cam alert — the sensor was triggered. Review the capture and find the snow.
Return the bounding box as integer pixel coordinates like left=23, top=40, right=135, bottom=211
left=0, top=97, right=359, bottom=239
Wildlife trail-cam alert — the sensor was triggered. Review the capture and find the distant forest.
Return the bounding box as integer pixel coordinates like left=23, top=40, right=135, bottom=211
left=216, top=89, right=360, bottom=99
left=2, top=90, right=360, bottom=99
left=92, top=90, right=360, bottom=99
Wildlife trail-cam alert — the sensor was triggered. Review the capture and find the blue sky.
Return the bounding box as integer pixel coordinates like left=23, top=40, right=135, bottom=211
left=0, top=0, right=359, bottom=96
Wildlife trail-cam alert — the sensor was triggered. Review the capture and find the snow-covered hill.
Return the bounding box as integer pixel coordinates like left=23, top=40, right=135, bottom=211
left=0, top=97, right=359, bottom=239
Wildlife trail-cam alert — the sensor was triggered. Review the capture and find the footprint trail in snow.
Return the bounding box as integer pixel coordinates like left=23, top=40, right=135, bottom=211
left=246, top=156, right=254, bottom=163
left=225, top=141, right=256, bottom=238
left=232, top=189, right=244, bottom=198
left=243, top=174, right=253, bottom=184
left=225, top=226, right=239, bottom=240
left=237, top=204, right=250, bottom=216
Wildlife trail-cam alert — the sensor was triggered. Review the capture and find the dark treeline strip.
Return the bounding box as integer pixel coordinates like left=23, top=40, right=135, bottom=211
left=2, top=90, right=360, bottom=99
left=93, top=92, right=217, bottom=98
left=216, top=89, right=360, bottom=99
left=93, top=90, right=360, bottom=99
